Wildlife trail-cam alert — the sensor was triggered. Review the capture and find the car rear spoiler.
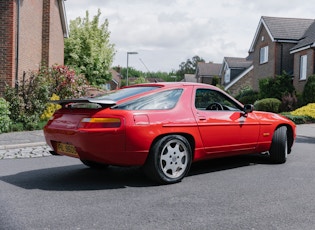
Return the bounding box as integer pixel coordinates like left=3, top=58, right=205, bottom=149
left=51, top=98, right=116, bottom=109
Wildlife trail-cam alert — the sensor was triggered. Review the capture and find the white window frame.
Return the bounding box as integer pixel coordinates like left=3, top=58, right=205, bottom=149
left=224, top=68, right=230, bottom=83
left=300, top=55, right=307, bottom=80
left=260, top=46, right=269, bottom=64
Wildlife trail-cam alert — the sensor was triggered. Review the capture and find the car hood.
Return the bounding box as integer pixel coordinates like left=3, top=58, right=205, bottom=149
left=253, top=110, right=295, bottom=126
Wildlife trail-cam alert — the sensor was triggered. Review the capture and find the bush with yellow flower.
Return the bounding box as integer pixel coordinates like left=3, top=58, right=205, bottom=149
left=40, top=94, right=62, bottom=121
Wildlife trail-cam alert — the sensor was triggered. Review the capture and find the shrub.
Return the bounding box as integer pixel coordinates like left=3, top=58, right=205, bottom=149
left=295, top=93, right=305, bottom=108
left=211, top=76, right=220, bottom=86
left=40, top=94, right=62, bottom=121
left=235, top=88, right=259, bottom=105
left=4, top=65, right=88, bottom=131
left=281, top=113, right=315, bottom=124
left=47, top=65, right=88, bottom=99
left=254, top=98, right=281, bottom=113
left=302, top=75, right=315, bottom=104
left=290, top=103, right=315, bottom=119
left=280, top=103, right=315, bottom=124
left=280, top=92, right=298, bottom=112
left=10, top=123, right=24, bottom=132
left=4, top=71, right=50, bottom=130
left=259, top=73, right=295, bottom=100
left=0, top=97, right=12, bottom=133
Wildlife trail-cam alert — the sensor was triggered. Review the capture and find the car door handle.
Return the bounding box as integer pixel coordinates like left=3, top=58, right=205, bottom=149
left=198, top=115, right=207, bottom=121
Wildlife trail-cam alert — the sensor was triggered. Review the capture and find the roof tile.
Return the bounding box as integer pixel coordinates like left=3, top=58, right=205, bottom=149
left=263, top=16, right=314, bottom=40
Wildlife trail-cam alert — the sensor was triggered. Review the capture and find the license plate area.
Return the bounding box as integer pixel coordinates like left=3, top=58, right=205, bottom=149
left=56, top=142, right=78, bottom=156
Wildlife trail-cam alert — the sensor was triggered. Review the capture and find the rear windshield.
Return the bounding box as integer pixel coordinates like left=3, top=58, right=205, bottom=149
left=93, top=86, right=159, bottom=101
left=114, top=89, right=183, bottom=110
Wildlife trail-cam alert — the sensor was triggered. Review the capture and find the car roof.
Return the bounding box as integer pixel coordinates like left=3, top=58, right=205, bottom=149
left=123, top=82, right=219, bottom=89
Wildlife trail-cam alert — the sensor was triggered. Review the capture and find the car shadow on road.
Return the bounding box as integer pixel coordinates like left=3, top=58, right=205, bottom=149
left=188, top=154, right=272, bottom=177
left=0, top=154, right=275, bottom=191
left=0, top=163, right=152, bottom=190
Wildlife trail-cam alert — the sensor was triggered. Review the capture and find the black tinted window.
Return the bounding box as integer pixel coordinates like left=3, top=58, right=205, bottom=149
left=115, top=89, right=183, bottom=110
left=195, top=89, right=241, bottom=111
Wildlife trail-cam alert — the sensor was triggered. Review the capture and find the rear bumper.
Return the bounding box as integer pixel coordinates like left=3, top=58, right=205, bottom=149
left=44, top=127, right=148, bottom=166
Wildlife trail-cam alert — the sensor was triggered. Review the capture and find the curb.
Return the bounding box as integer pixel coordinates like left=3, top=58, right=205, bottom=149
left=0, top=142, right=47, bottom=150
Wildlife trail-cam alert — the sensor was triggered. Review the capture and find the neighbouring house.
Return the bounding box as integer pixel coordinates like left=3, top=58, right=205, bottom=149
left=290, top=21, right=315, bottom=93
left=248, top=16, right=315, bottom=92
left=0, top=0, right=68, bottom=96
left=224, top=16, right=315, bottom=96
left=81, top=69, right=122, bottom=96
left=195, top=62, right=222, bottom=85
left=221, top=57, right=253, bottom=95
left=108, top=69, right=122, bottom=90
left=183, top=74, right=197, bottom=82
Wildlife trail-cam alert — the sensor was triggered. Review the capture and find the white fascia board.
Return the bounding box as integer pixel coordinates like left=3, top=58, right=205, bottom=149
left=249, top=18, right=275, bottom=53
left=290, top=45, right=311, bottom=54
left=219, top=58, right=227, bottom=75
left=276, top=39, right=298, bottom=43
left=111, top=78, right=118, bottom=85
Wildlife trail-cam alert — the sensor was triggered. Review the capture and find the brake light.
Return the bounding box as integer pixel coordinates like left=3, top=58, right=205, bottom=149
left=79, top=117, right=121, bottom=128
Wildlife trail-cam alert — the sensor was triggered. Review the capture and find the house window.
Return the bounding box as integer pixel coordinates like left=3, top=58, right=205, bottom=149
left=105, top=83, right=111, bottom=91
left=260, top=46, right=268, bottom=64
left=224, top=69, right=230, bottom=83
left=300, top=55, right=307, bottom=80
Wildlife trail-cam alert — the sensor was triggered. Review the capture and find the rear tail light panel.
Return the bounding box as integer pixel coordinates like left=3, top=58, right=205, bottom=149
left=79, top=117, right=122, bottom=129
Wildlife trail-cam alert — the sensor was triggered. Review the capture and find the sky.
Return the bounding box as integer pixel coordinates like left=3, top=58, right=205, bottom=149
left=64, top=0, right=315, bottom=73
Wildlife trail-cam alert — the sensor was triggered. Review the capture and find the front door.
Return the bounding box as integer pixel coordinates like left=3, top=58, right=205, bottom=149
left=192, top=88, right=260, bottom=155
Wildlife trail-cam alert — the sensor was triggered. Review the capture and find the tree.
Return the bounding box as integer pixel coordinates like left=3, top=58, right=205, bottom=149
left=65, top=9, right=115, bottom=85
left=176, top=55, right=205, bottom=79
left=118, top=67, right=142, bottom=79
left=112, top=66, right=177, bottom=84
left=134, top=76, right=147, bottom=84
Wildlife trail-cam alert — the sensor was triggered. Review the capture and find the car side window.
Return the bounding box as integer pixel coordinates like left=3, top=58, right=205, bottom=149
left=114, top=89, right=183, bottom=110
left=195, top=88, right=240, bottom=111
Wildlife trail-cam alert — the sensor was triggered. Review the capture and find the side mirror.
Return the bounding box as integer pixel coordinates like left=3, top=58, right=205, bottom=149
left=243, top=104, right=254, bottom=114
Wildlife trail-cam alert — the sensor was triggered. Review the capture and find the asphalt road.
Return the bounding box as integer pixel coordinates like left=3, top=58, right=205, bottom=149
left=0, top=135, right=315, bottom=230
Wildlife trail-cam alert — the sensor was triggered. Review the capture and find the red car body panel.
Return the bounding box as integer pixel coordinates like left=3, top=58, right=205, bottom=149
left=44, top=82, right=296, bottom=166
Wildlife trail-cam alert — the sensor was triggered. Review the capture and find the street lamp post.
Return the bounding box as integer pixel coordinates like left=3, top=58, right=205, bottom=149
left=126, top=51, right=138, bottom=86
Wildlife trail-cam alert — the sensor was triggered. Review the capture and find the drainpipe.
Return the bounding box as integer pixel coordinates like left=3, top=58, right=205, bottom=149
left=280, top=42, right=283, bottom=75
left=15, top=0, right=20, bottom=91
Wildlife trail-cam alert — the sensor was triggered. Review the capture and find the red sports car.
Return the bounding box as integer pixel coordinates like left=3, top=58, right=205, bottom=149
left=44, top=82, right=296, bottom=184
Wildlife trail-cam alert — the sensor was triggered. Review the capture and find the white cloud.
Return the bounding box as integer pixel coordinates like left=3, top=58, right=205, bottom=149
left=64, top=0, right=315, bottom=72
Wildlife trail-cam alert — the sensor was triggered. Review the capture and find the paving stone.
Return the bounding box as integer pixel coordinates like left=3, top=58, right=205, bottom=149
left=0, top=145, right=52, bottom=159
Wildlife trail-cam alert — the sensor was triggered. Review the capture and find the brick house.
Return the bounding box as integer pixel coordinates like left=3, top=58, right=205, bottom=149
left=0, top=0, right=68, bottom=96
left=248, top=16, right=314, bottom=92
left=183, top=74, right=197, bottom=82
left=290, top=21, right=315, bottom=93
left=221, top=57, right=252, bottom=85
left=108, top=69, right=122, bottom=90
left=195, top=62, right=222, bottom=85
left=225, top=16, right=315, bottom=96
left=222, top=57, right=254, bottom=96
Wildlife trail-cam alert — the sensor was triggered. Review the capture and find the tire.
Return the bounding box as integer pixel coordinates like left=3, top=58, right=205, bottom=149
left=144, top=135, right=192, bottom=184
left=80, top=159, right=109, bottom=169
left=269, top=126, right=288, bottom=164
